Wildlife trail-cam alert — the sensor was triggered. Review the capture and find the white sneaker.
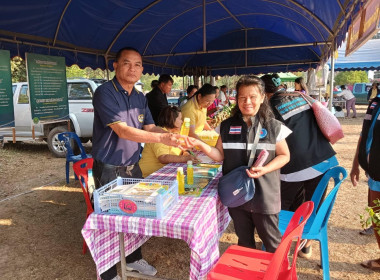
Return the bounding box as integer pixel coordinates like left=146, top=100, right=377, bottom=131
left=126, top=259, right=157, bottom=276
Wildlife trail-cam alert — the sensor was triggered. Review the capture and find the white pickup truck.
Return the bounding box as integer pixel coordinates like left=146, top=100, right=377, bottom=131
left=0, top=78, right=104, bottom=157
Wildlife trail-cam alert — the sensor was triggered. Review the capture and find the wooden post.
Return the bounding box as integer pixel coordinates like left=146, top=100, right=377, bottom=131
left=32, top=126, right=35, bottom=139
left=119, top=233, right=127, bottom=280
left=12, top=127, right=16, bottom=143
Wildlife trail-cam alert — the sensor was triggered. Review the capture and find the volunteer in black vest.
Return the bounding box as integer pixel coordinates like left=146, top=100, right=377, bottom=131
left=193, top=76, right=291, bottom=252
left=351, top=94, right=380, bottom=271
left=261, top=73, right=338, bottom=258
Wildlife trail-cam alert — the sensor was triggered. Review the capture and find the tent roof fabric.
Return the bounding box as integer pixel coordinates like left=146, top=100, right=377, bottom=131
left=330, top=39, right=380, bottom=71
left=0, top=0, right=361, bottom=75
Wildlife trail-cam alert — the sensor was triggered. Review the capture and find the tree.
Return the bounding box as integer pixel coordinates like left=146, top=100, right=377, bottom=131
left=172, top=76, right=184, bottom=90
left=11, top=57, right=26, bottom=82
left=83, top=67, right=110, bottom=79
left=140, top=73, right=159, bottom=92
left=66, top=65, right=111, bottom=79
left=216, top=75, right=241, bottom=89
left=334, top=71, right=368, bottom=85
left=66, top=65, right=86, bottom=78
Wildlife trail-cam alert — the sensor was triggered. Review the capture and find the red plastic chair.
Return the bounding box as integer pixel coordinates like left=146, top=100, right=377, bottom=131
left=207, top=201, right=314, bottom=280
left=73, top=158, right=94, bottom=254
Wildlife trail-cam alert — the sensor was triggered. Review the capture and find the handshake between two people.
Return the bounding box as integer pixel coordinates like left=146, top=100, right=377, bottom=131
left=160, top=133, right=200, bottom=151
left=161, top=133, right=212, bottom=158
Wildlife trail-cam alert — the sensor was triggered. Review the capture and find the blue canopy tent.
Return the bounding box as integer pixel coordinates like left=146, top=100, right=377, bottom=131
left=329, top=38, right=380, bottom=71
left=0, top=0, right=361, bottom=76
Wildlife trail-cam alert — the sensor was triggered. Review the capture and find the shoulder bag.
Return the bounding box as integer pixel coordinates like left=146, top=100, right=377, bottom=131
left=280, top=92, right=344, bottom=144
left=218, top=121, right=261, bottom=208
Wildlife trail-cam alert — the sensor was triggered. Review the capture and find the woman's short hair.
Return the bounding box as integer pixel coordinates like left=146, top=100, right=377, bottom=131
left=157, top=106, right=181, bottom=129
left=186, top=85, right=197, bottom=94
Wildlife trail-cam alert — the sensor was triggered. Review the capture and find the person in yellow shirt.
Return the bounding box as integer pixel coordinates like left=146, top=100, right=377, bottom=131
left=139, top=106, right=198, bottom=178
left=181, top=83, right=216, bottom=139
left=368, top=82, right=379, bottom=102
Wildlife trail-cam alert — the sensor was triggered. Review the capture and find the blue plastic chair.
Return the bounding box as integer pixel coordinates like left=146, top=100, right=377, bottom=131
left=278, top=166, right=347, bottom=280
left=58, top=132, right=91, bottom=183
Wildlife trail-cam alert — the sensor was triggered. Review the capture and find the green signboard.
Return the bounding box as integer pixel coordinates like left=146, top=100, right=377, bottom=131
left=0, top=50, right=14, bottom=128
left=26, top=53, right=69, bottom=124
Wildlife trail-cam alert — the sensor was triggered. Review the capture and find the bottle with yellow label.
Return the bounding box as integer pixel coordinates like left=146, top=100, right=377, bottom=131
left=180, top=117, right=191, bottom=136
left=177, top=167, right=185, bottom=194
left=187, top=160, right=193, bottom=185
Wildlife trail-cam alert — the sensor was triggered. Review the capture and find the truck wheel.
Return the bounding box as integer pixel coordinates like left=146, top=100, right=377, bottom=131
left=47, top=126, right=68, bottom=158
left=80, top=137, right=90, bottom=144
left=0, top=137, right=4, bottom=149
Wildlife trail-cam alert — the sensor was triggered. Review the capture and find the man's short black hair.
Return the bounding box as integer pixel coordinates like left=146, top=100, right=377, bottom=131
left=151, top=80, right=159, bottom=88
left=220, top=85, right=227, bottom=90
left=115, top=47, right=141, bottom=62
left=158, top=74, right=174, bottom=84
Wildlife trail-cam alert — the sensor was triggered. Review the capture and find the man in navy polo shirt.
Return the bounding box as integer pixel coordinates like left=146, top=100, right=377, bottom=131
left=92, top=47, right=190, bottom=280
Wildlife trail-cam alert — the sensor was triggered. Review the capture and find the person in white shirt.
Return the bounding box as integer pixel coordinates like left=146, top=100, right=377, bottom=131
left=219, top=85, right=228, bottom=105
left=335, top=85, right=357, bottom=118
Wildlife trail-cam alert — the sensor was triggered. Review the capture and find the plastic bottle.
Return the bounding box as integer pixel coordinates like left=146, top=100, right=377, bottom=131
left=177, top=167, right=185, bottom=194
left=87, top=169, right=95, bottom=199
left=180, top=117, right=191, bottom=136
left=187, top=160, right=194, bottom=185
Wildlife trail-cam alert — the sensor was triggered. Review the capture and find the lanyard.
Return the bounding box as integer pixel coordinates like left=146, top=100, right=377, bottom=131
left=247, top=116, right=262, bottom=167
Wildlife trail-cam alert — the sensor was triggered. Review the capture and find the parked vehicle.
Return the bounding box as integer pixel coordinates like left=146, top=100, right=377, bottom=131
left=167, top=96, right=179, bottom=106
left=334, top=82, right=372, bottom=104
left=0, top=78, right=102, bottom=157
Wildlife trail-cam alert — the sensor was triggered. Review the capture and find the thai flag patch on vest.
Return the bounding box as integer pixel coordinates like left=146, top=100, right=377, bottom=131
left=229, top=126, right=242, bottom=134
left=370, top=102, right=377, bottom=109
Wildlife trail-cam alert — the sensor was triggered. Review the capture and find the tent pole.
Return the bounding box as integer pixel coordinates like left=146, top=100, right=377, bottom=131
left=203, top=0, right=206, bottom=52
left=182, top=69, right=185, bottom=91
left=211, top=76, right=216, bottom=86
left=105, top=55, right=110, bottom=81
left=143, top=41, right=331, bottom=58
left=329, top=44, right=335, bottom=112
left=245, top=29, right=248, bottom=67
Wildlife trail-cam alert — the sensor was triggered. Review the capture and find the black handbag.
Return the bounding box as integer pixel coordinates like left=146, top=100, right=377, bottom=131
left=218, top=121, right=262, bottom=207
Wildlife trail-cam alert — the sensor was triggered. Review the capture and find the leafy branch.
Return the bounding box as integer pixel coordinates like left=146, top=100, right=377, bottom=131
left=360, top=198, right=380, bottom=235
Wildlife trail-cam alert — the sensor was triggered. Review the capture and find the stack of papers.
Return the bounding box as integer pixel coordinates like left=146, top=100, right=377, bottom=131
left=107, top=182, right=168, bottom=199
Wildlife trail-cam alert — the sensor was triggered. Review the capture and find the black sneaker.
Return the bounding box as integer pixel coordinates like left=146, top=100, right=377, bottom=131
left=359, top=226, right=374, bottom=235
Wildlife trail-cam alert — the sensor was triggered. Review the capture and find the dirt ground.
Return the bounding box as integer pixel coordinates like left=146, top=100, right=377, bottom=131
left=1, top=105, right=379, bottom=280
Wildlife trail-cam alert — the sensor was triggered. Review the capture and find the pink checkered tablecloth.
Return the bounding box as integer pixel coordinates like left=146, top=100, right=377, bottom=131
left=82, top=162, right=231, bottom=280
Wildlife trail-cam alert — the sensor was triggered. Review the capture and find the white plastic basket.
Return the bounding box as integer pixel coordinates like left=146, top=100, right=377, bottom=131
left=93, top=177, right=178, bottom=219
